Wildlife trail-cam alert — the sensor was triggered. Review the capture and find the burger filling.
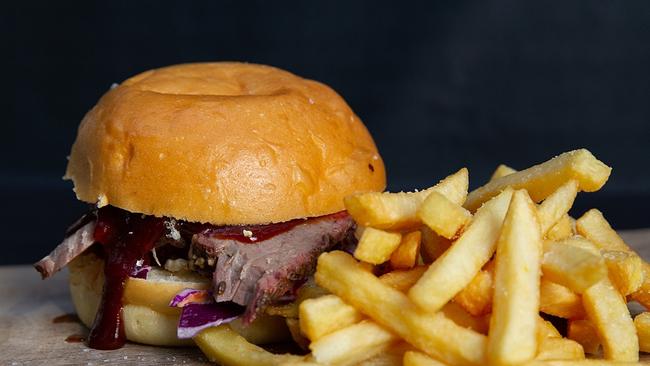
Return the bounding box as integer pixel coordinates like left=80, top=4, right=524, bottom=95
left=34, top=205, right=356, bottom=350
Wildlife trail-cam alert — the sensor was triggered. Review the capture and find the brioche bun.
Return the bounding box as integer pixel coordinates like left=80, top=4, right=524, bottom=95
left=65, top=62, right=386, bottom=225
left=68, top=252, right=291, bottom=346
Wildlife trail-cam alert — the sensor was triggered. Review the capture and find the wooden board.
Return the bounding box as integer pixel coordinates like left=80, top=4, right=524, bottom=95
left=1, top=229, right=650, bottom=365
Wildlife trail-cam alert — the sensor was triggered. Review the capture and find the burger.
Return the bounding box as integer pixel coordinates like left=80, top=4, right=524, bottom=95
left=34, top=62, right=385, bottom=350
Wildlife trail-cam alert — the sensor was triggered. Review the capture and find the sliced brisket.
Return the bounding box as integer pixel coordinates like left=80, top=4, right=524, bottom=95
left=191, top=212, right=355, bottom=323
left=34, top=221, right=96, bottom=278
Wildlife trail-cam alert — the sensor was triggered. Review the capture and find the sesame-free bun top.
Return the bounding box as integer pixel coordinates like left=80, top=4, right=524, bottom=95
left=65, top=62, right=385, bottom=224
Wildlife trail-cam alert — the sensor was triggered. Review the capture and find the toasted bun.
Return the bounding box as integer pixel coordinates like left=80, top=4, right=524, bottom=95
left=65, top=62, right=386, bottom=225
left=68, top=252, right=290, bottom=346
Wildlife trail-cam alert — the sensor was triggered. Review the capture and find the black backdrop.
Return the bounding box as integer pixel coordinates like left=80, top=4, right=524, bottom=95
left=3, top=1, right=650, bottom=264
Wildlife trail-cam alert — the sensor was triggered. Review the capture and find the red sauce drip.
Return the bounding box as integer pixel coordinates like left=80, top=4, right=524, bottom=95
left=87, top=206, right=164, bottom=350
left=65, top=334, right=86, bottom=343
left=190, top=211, right=349, bottom=243
left=198, top=219, right=305, bottom=243
left=52, top=313, right=80, bottom=323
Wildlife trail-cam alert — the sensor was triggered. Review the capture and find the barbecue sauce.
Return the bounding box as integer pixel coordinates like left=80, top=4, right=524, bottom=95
left=65, top=334, right=86, bottom=343
left=194, top=211, right=349, bottom=243
left=88, top=206, right=164, bottom=350
left=52, top=313, right=79, bottom=323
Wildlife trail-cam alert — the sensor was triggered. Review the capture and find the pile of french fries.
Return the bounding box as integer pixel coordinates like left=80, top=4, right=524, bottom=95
left=195, top=149, right=650, bottom=366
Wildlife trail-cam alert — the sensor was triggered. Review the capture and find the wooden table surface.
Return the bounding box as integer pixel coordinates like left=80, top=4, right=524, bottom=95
left=2, top=229, right=650, bottom=366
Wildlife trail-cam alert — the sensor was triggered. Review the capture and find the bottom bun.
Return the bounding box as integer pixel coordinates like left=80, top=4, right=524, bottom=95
left=68, top=252, right=290, bottom=346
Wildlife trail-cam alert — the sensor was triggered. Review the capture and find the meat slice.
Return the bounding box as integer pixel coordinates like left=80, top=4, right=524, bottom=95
left=34, top=221, right=96, bottom=278
left=191, top=212, right=355, bottom=323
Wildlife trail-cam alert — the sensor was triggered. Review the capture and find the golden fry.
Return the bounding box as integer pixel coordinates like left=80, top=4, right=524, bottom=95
left=403, top=351, right=449, bottom=366
left=490, top=164, right=517, bottom=181
left=536, top=337, right=585, bottom=361
left=453, top=261, right=494, bottom=316
left=379, top=266, right=428, bottom=293
left=309, top=320, right=397, bottom=366
left=316, top=251, right=487, bottom=366
left=539, top=279, right=585, bottom=319
left=299, top=294, right=363, bottom=341
left=390, top=231, right=422, bottom=270
left=344, top=168, right=469, bottom=229
left=537, top=317, right=561, bottom=340
left=523, top=360, right=640, bottom=366
left=568, top=319, right=601, bottom=355
left=358, top=345, right=406, bottom=366
left=576, top=209, right=631, bottom=252
left=601, top=250, right=644, bottom=296
left=488, top=190, right=542, bottom=366
left=630, top=262, right=650, bottom=310
left=582, top=278, right=638, bottom=361
left=541, top=237, right=607, bottom=293
left=418, top=191, right=472, bottom=239
left=195, top=325, right=304, bottom=366
left=634, top=312, right=650, bottom=353
left=537, top=180, right=579, bottom=235
left=354, top=227, right=402, bottom=264
left=546, top=214, right=574, bottom=241
left=441, top=302, right=489, bottom=335
left=465, top=149, right=610, bottom=212
left=409, top=189, right=513, bottom=312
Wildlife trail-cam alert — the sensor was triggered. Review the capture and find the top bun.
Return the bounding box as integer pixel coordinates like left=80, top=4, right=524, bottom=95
left=65, top=62, right=385, bottom=224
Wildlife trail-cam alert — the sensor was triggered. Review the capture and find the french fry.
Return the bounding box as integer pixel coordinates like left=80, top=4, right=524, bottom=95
left=420, top=227, right=452, bottom=263
left=488, top=190, right=542, bottom=366
left=630, top=262, right=650, bottom=310
left=417, top=191, right=472, bottom=239
left=301, top=266, right=438, bottom=344
left=354, top=227, right=402, bottom=264
left=523, top=360, right=640, bottom=366
left=490, top=164, right=517, bottom=181
left=568, top=319, right=601, bottom=355
left=582, top=278, right=638, bottom=361
left=537, top=317, right=562, bottom=340
left=633, top=312, right=650, bottom=353
left=601, top=250, right=644, bottom=296
left=344, top=168, right=469, bottom=229
left=403, top=351, right=449, bottom=366
left=539, top=279, right=585, bottom=319
left=299, top=294, right=364, bottom=341
left=195, top=325, right=304, bottom=366
left=576, top=209, right=631, bottom=252
left=380, top=266, right=428, bottom=292
left=409, top=189, right=513, bottom=312
left=537, top=180, right=579, bottom=235
left=453, top=261, right=494, bottom=316
left=541, top=237, right=607, bottom=293
left=575, top=209, right=650, bottom=306
left=441, top=302, right=490, bottom=334
left=546, top=214, right=574, bottom=241
left=465, top=149, right=611, bottom=212
left=359, top=345, right=406, bottom=366
left=390, top=231, right=422, bottom=270
left=309, top=320, right=398, bottom=366
left=358, top=261, right=375, bottom=272
left=536, top=337, right=585, bottom=361
left=576, top=209, right=650, bottom=309
left=316, top=251, right=487, bottom=366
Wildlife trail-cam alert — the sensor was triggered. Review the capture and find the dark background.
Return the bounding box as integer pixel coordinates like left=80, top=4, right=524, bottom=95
left=3, top=1, right=650, bottom=264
